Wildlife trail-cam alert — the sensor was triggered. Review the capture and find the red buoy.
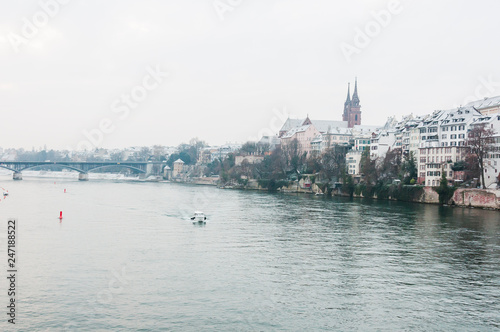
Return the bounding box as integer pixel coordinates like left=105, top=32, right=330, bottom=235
left=59, top=211, right=63, bottom=219
left=64, top=189, right=66, bottom=193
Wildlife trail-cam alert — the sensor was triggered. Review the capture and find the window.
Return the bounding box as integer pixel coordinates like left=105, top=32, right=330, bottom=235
left=442, top=134, right=447, bottom=139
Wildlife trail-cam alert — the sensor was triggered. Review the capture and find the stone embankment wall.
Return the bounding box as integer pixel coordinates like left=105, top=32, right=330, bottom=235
left=452, top=189, right=500, bottom=209
left=420, top=186, right=439, bottom=204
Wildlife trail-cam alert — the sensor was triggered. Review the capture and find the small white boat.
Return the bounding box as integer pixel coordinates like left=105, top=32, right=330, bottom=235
left=191, top=211, right=207, bottom=224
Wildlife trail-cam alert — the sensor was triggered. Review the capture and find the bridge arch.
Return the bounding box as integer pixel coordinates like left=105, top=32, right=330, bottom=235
left=0, top=165, right=17, bottom=172
left=19, top=164, right=86, bottom=173
left=87, top=165, right=146, bottom=174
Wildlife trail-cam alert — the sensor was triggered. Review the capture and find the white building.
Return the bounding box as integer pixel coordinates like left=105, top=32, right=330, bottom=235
left=469, top=114, right=500, bottom=188
left=416, top=107, right=482, bottom=185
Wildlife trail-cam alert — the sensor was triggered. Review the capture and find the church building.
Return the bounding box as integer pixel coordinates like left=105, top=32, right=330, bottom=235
left=342, top=78, right=362, bottom=128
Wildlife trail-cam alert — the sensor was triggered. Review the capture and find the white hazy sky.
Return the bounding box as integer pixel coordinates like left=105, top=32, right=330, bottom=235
left=1, top=0, right=499, bottom=150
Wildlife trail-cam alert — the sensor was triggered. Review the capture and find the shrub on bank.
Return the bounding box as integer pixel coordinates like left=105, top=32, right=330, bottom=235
left=257, top=179, right=290, bottom=192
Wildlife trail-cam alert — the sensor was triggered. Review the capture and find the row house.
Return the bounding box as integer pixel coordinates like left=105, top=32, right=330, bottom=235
left=346, top=150, right=363, bottom=176
left=469, top=114, right=500, bottom=188
left=417, top=146, right=467, bottom=186
left=370, top=130, right=397, bottom=161
left=416, top=107, right=482, bottom=185
left=345, top=126, right=377, bottom=176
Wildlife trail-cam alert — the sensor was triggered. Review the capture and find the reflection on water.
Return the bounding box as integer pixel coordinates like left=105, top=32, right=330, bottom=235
left=0, top=176, right=498, bottom=331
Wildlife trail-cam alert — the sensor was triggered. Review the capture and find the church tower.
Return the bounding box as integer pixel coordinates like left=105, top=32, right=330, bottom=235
left=342, top=78, right=361, bottom=128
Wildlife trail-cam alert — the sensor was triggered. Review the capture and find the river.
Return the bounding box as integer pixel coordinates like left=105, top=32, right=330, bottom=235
left=0, top=176, right=499, bottom=331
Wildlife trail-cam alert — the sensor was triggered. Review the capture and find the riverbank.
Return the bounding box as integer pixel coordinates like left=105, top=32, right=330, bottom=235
left=4, top=171, right=499, bottom=210
left=216, top=178, right=500, bottom=210
left=339, top=186, right=500, bottom=210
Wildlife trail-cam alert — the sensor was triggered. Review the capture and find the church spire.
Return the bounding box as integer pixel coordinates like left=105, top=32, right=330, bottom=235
left=352, top=77, right=360, bottom=107
left=345, top=82, right=351, bottom=105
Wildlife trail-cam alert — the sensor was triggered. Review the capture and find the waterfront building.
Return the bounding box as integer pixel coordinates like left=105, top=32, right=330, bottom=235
left=172, top=159, right=184, bottom=178
left=280, top=118, right=322, bottom=156
left=469, top=114, right=500, bottom=188
left=345, top=127, right=375, bottom=177
left=310, top=126, right=353, bottom=154
left=163, top=165, right=172, bottom=180
left=370, top=129, right=398, bottom=161
left=416, top=106, right=482, bottom=185
left=346, top=150, right=363, bottom=176
left=418, top=146, right=468, bottom=186
left=198, top=147, right=215, bottom=164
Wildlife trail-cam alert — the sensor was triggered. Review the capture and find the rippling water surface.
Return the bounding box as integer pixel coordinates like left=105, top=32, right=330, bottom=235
left=0, top=176, right=499, bottom=331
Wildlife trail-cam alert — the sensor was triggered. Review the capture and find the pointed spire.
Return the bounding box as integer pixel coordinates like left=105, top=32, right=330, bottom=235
left=352, top=77, right=360, bottom=107
left=345, top=82, right=351, bottom=105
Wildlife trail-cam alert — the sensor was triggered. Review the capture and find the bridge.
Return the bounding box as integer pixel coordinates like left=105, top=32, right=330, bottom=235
left=0, top=161, right=166, bottom=180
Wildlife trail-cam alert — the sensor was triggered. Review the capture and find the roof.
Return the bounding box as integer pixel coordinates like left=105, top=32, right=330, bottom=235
left=281, top=124, right=311, bottom=138
left=279, top=118, right=303, bottom=133
left=312, top=120, right=348, bottom=133
left=465, top=95, right=500, bottom=110
left=326, top=127, right=352, bottom=135
left=173, top=159, right=184, bottom=164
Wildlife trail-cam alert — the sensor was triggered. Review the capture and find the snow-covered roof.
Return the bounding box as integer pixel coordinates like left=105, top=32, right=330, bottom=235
left=279, top=118, right=304, bottom=133
left=312, top=120, right=348, bottom=133
left=281, top=125, right=311, bottom=138
left=465, top=95, right=500, bottom=110
left=326, top=127, right=352, bottom=135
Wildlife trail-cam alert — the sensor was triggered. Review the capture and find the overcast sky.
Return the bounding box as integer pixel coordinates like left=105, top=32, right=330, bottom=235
left=0, top=0, right=499, bottom=150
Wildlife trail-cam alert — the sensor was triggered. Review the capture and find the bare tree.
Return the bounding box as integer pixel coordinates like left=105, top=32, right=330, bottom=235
left=320, top=145, right=348, bottom=183
left=282, top=138, right=306, bottom=175
left=466, top=123, right=495, bottom=188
